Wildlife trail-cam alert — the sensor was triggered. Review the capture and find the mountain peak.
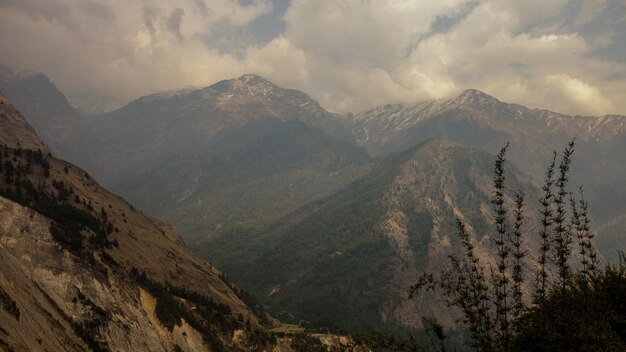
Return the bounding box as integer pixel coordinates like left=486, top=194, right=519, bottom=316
left=447, top=88, right=509, bottom=114
left=235, top=73, right=272, bottom=84
left=456, top=89, right=500, bottom=103
left=230, top=73, right=277, bottom=91
left=208, top=73, right=277, bottom=95
left=0, top=64, right=44, bottom=82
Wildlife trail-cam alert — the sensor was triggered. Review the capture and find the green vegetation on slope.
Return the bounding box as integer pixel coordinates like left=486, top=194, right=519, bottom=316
left=197, top=144, right=401, bottom=331
left=121, top=118, right=372, bottom=244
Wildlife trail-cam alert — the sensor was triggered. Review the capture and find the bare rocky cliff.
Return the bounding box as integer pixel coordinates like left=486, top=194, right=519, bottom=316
left=0, top=196, right=209, bottom=351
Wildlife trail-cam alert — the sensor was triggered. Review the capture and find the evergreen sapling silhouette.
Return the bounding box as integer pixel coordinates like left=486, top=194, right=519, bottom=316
left=410, top=140, right=626, bottom=352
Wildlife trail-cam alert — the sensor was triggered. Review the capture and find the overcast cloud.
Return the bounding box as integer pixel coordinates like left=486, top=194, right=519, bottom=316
left=0, top=0, right=625, bottom=115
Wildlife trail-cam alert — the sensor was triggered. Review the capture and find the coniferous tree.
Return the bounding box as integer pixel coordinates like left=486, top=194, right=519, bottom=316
left=535, top=152, right=556, bottom=304
left=4, top=159, right=14, bottom=184
left=552, top=140, right=575, bottom=291
left=490, top=144, right=511, bottom=352
left=411, top=140, right=626, bottom=352
left=572, top=187, right=598, bottom=278
left=510, top=191, right=525, bottom=323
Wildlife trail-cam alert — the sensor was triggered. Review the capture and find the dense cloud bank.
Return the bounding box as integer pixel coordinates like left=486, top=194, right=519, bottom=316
left=1, top=0, right=624, bottom=115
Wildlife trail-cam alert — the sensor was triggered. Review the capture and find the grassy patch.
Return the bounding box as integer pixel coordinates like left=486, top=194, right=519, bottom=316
left=266, top=324, right=306, bottom=334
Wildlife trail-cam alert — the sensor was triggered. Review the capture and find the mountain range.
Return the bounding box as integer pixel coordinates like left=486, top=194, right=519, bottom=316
left=2, top=68, right=625, bottom=335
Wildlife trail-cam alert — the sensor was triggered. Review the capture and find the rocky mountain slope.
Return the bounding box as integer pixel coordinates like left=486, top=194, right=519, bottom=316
left=345, top=89, right=626, bottom=260
left=0, top=92, right=284, bottom=351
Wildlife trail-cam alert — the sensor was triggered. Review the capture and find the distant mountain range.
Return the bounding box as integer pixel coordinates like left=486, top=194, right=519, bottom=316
left=345, top=87, right=626, bottom=262
left=349, top=88, right=626, bottom=195
left=2, top=68, right=625, bottom=334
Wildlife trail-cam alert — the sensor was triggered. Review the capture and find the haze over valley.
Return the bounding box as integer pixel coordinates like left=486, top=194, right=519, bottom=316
left=3, top=66, right=626, bottom=336
left=2, top=1, right=626, bottom=351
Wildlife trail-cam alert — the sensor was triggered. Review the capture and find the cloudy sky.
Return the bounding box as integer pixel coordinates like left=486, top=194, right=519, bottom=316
left=1, top=0, right=625, bottom=115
